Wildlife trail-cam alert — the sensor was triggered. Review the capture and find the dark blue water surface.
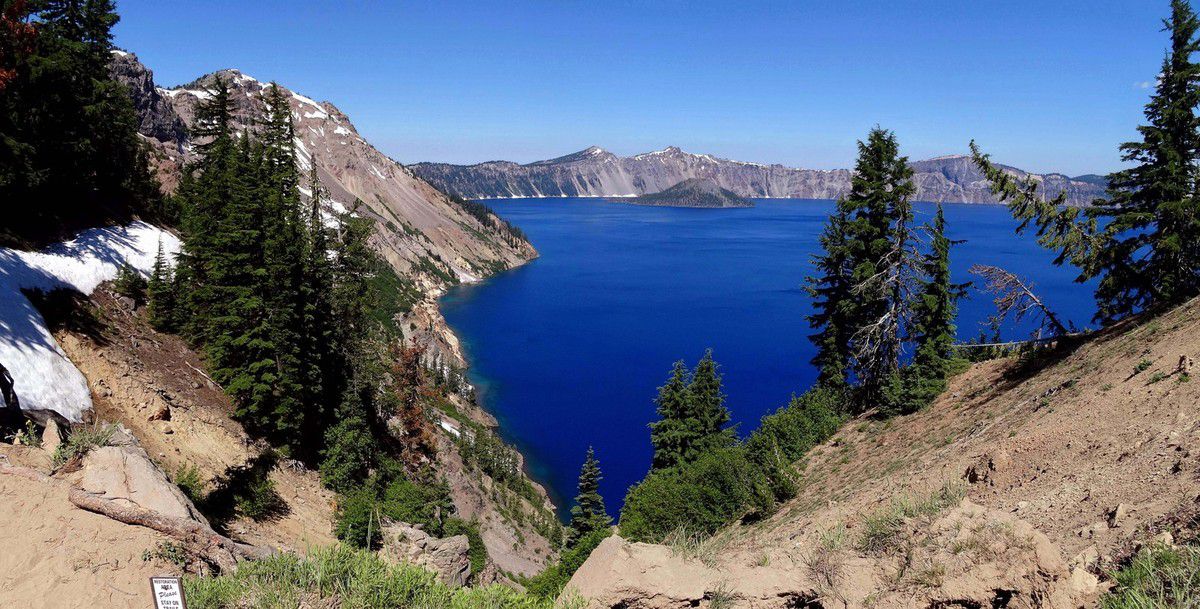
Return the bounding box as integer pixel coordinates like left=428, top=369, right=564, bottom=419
left=440, top=198, right=1096, bottom=516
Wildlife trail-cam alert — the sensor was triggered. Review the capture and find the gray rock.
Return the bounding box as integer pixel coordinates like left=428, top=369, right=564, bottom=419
left=381, top=522, right=471, bottom=587
left=413, top=147, right=1106, bottom=207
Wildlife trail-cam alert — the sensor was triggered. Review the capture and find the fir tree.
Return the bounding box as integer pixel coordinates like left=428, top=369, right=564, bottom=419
left=0, top=0, right=160, bottom=241
left=841, top=127, right=918, bottom=409
left=806, top=203, right=855, bottom=389
left=896, top=204, right=968, bottom=413
left=687, top=349, right=734, bottom=453
left=971, top=1, right=1200, bottom=325
left=147, top=240, right=178, bottom=331
left=648, top=361, right=692, bottom=470
left=1094, top=0, right=1200, bottom=321
left=567, top=447, right=611, bottom=546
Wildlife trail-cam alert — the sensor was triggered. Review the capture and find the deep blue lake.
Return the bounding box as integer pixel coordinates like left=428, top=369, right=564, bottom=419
left=440, top=198, right=1096, bottom=517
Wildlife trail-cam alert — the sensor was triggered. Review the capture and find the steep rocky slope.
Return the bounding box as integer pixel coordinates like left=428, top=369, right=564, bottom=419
left=413, top=146, right=1105, bottom=207
left=568, top=300, right=1200, bottom=607
left=110, top=51, right=535, bottom=313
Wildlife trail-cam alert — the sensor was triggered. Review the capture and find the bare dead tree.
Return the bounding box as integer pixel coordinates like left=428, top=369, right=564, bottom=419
left=970, top=264, right=1069, bottom=338
left=850, top=217, right=923, bottom=385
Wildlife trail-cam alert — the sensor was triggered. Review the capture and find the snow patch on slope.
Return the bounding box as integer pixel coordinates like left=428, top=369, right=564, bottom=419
left=0, top=222, right=180, bottom=421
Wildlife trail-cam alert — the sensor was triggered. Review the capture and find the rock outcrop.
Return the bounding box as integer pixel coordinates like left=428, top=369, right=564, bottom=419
left=70, top=430, right=208, bottom=525
left=413, top=146, right=1106, bottom=207
left=381, top=522, right=472, bottom=587
left=108, top=51, right=536, bottom=298
left=566, top=501, right=1097, bottom=609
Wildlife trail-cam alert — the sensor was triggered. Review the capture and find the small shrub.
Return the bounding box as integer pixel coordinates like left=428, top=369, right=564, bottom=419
left=444, top=518, right=488, bottom=578
left=113, top=262, right=147, bottom=303
left=1148, top=371, right=1169, bottom=385
left=335, top=488, right=385, bottom=550
left=1102, top=543, right=1200, bottom=609
left=235, top=475, right=286, bottom=521
left=9, top=420, right=41, bottom=447
left=143, top=541, right=189, bottom=568
left=524, top=528, right=611, bottom=599
left=174, top=464, right=205, bottom=504
left=619, top=446, right=775, bottom=543
left=53, top=423, right=115, bottom=467
left=1133, top=359, right=1153, bottom=375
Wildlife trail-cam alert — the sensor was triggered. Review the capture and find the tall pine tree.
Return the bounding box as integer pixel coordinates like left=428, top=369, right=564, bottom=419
left=687, top=349, right=735, bottom=454
left=806, top=202, right=855, bottom=389
left=648, top=361, right=692, bottom=470
left=972, top=1, right=1200, bottom=325
left=896, top=204, right=968, bottom=413
left=567, top=446, right=611, bottom=546
left=841, top=127, right=918, bottom=410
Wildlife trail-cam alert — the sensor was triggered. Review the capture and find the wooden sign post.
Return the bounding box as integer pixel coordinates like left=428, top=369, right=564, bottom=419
left=150, top=576, right=187, bottom=609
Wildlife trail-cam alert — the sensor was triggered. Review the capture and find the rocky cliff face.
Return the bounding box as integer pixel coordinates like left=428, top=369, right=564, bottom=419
left=110, top=51, right=535, bottom=299
left=413, top=146, right=1106, bottom=207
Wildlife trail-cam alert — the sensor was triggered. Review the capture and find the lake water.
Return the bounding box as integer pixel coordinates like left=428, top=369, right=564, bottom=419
left=440, top=198, right=1096, bottom=516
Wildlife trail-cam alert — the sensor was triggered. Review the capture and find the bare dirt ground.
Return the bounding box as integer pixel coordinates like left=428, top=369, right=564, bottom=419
left=53, top=287, right=337, bottom=552
left=570, top=299, right=1200, bottom=608
left=0, top=445, right=178, bottom=609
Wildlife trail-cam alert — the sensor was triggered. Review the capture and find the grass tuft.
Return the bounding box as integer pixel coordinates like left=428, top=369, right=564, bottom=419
left=1101, top=543, right=1200, bottom=609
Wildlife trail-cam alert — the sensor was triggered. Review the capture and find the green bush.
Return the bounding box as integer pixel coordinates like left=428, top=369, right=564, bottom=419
left=335, top=476, right=457, bottom=550
left=618, top=446, right=775, bottom=543
left=335, top=487, right=385, bottom=550
left=1102, top=542, right=1200, bottom=609
left=112, top=262, right=147, bottom=303
left=184, top=544, right=574, bottom=609
left=52, top=423, right=116, bottom=467
left=380, top=477, right=455, bottom=535
left=744, top=387, right=844, bottom=471
left=525, top=528, right=611, bottom=599
left=174, top=464, right=205, bottom=504
left=444, top=518, right=488, bottom=577
left=234, top=475, right=286, bottom=521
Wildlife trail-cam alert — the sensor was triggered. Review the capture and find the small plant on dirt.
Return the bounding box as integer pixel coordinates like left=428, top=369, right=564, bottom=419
left=174, top=464, right=205, bottom=504
left=143, top=541, right=189, bottom=568
left=1100, top=383, right=1115, bottom=392
left=707, top=583, right=737, bottom=609
left=1147, top=371, right=1169, bottom=385
left=52, top=423, right=115, bottom=467
left=1101, top=542, right=1200, bottom=609
left=9, top=420, right=42, bottom=447
left=1178, top=373, right=1191, bottom=384
left=858, top=483, right=964, bottom=555
left=1133, top=359, right=1153, bottom=375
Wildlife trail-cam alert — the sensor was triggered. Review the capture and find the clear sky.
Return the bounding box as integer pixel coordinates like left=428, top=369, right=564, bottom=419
left=113, top=1, right=1173, bottom=175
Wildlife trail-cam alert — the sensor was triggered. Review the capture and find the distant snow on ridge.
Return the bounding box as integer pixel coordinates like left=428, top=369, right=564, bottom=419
left=412, top=146, right=1105, bottom=206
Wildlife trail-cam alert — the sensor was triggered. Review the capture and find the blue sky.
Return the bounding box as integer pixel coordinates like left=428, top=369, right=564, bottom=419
left=115, top=1, right=1170, bottom=175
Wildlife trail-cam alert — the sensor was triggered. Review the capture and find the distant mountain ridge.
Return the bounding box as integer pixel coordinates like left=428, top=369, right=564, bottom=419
left=413, top=146, right=1106, bottom=207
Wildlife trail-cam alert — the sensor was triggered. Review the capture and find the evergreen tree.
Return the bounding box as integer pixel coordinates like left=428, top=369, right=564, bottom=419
left=972, top=1, right=1200, bottom=325
left=806, top=203, right=855, bottom=389
left=567, top=447, right=611, bottom=546
left=0, top=0, right=160, bottom=241
left=841, top=127, right=918, bottom=409
left=896, top=204, right=968, bottom=413
left=1094, top=0, right=1200, bottom=321
left=298, top=162, right=339, bottom=450
left=147, top=240, right=178, bottom=331
left=648, top=361, right=692, bottom=470
left=320, top=387, right=378, bottom=494
left=687, top=349, right=734, bottom=453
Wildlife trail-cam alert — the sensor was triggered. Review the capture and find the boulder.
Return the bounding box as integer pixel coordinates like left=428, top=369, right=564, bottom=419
left=73, top=443, right=208, bottom=525
left=41, top=418, right=63, bottom=454
left=380, top=522, right=471, bottom=587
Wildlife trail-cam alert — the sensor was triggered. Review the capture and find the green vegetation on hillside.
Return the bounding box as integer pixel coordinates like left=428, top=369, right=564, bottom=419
left=0, top=0, right=163, bottom=247
left=184, top=544, right=578, bottom=609
left=1102, top=542, right=1200, bottom=609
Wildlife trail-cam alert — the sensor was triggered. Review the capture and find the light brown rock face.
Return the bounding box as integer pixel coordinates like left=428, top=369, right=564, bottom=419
left=109, top=51, right=535, bottom=297
left=566, top=501, right=1097, bottom=609
left=380, top=522, right=472, bottom=587
left=73, top=441, right=209, bottom=525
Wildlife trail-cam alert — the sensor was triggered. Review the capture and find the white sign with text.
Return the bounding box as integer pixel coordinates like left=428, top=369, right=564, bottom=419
left=150, top=576, right=187, bottom=609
